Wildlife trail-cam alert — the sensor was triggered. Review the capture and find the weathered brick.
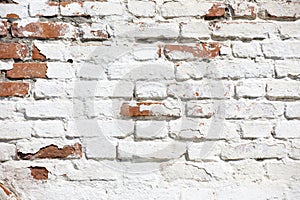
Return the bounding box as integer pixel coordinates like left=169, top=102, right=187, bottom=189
left=0, top=102, right=16, bottom=119
left=231, top=1, right=256, bottom=19
left=83, top=1, right=123, bottom=16
left=212, top=22, right=276, bottom=39
left=175, top=61, right=206, bottom=81
left=46, top=62, right=75, bottom=79
left=275, top=60, right=300, bottom=78
left=241, top=121, right=273, bottom=138
left=0, top=121, right=32, bottom=140
left=236, top=80, right=266, bottom=98
left=188, top=141, right=225, bottom=161
left=259, top=1, right=300, bottom=20
left=286, top=103, right=300, bottom=119
left=278, top=21, right=300, bottom=39
left=0, top=20, right=7, bottom=36
left=128, top=0, right=156, bottom=17
left=135, top=81, right=167, bottom=99
left=60, top=2, right=85, bottom=16
left=0, top=43, right=28, bottom=59
left=33, top=120, right=65, bottom=138
left=232, top=42, right=263, bottom=58
left=135, top=121, right=168, bottom=139
left=118, top=141, right=186, bottom=161
left=164, top=43, right=220, bottom=60
left=6, top=62, right=47, bottom=79
left=161, top=1, right=222, bottom=18
left=34, top=80, right=69, bottom=98
left=0, top=143, right=16, bottom=161
left=267, top=80, right=300, bottom=99
left=0, top=3, right=28, bottom=19
left=262, top=42, right=300, bottom=59
left=221, top=142, right=286, bottom=160
left=181, top=21, right=210, bottom=39
left=0, top=82, right=29, bottom=97
left=83, top=137, right=116, bottom=160
left=29, top=0, right=59, bottom=17
left=266, top=162, right=300, bottom=180
left=113, top=23, right=179, bottom=40
left=32, top=45, right=47, bottom=60
left=275, top=121, right=300, bottom=139
left=12, top=21, right=77, bottom=39
left=79, top=23, right=108, bottom=40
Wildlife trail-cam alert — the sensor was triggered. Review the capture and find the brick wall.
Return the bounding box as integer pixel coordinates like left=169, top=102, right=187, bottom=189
left=0, top=0, right=300, bottom=199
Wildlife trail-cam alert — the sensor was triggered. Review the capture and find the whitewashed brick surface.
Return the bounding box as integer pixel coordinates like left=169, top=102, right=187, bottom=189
left=0, top=1, right=300, bottom=199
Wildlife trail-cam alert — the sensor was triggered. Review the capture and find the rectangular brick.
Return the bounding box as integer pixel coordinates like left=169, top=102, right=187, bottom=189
left=275, top=121, right=300, bottom=139
left=262, top=42, right=300, bottom=59
left=0, top=121, right=32, bottom=140
left=0, top=82, right=29, bottom=97
left=286, top=103, right=300, bottom=119
left=12, top=21, right=77, bottom=39
left=6, top=62, right=47, bottom=79
left=0, top=43, right=28, bottom=59
left=275, top=60, right=300, bottom=78
left=29, top=0, right=59, bottom=17
left=135, top=121, right=168, bottom=140
left=267, top=80, right=300, bottom=99
left=241, top=121, right=273, bottom=138
left=0, top=143, right=16, bottom=161
left=236, top=80, right=266, bottom=98
left=259, top=2, right=300, bottom=20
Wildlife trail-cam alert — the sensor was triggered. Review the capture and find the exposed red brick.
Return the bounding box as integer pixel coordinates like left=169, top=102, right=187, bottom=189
left=0, top=183, right=11, bottom=196
left=0, top=82, right=29, bottom=97
left=60, top=1, right=84, bottom=7
left=205, top=4, right=225, bottom=17
left=165, top=43, right=220, bottom=59
left=12, top=22, right=75, bottom=39
left=17, top=143, right=82, bottom=160
left=29, top=167, right=49, bottom=180
left=90, top=30, right=108, bottom=39
left=6, top=13, right=19, bottom=19
left=48, top=1, right=59, bottom=6
left=120, top=102, right=162, bottom=117
left=32, top=45, right=46, bottom=60
left=6, top=63, right=47, bottom=79
left=0, top=43, right=28, bottom=59
left=0, top=21, right=8, bottom=36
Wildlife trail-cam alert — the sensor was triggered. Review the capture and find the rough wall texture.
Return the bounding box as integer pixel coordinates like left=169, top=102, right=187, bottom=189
left=0, top=0, right=300, bottom=199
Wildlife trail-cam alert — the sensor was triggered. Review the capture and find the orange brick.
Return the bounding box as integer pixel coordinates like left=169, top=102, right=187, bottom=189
left=6, top=63, right=47, bottom=79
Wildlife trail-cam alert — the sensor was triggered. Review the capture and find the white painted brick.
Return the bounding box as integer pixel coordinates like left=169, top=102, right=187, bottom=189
left=60, top=2, right=85, bottom=16
left=135, top=81, right=167, bottom=99
left=136, top=121, right=168, bottom=139
left=206, top=60, right=274, bottom=79
left=175, top=61, right=206, bottom=81
left=67, top=119, right=134, bottom=138
left=229, top=160, right=266, bottom=181
left=128, top=0, right=156, bottom=17
left=225, top=100, right=284, bottom=119
left=0, top=143, right=16, bottom=161
left=221, top=142, right=286, bottom=160
left=73, top=80, right=133, bottom=98
left=161, top=1, right=212, bottom=18
left=168, top=80, right=234, bottom=99
left=160, top=162, right=211, bottom=182
left=289, top=140, right=300, bottom=160
left=0, top=102, right=16, bottom=119
left=278, top=21, right=300, bottom=38
left=266, top=162, right=300, bottom=180
left=74, top=62, right=106, bottom=79
left=181, top=21, right=210, bottom=39
left=83, top=1, right=123, bottom=16
left=236, top=80, right=266, bottom=98
left=83, top=137, right=116, bottom=159
left=133, top=47, right=158, bottom=61
left=262, top=42, right=300, bottom=59
left=241, top=121, right=273, bottom=138
left=34, top=80, right=70, bottom=98
left=24, top=101, right=73, bottom=119
left=232, top=42, right=263, bottom=58
left=79, top=23, right=108, bottom=39
left=286, top=102, right=300, bottom=119
left=188, top=141, right=225, bottom=161
left=108, top=61, right=174, bottom=80
left=180, top=188, right=214, bottom=200
left=0, top=121, right=32, bottom=140
left=0, top=3, right=29, bottom=19
left=260, top=1, right=300, bottom=19
left=118, top=141, right=186, bottom=161
left=113, top=22, right=179, bottom=39
left=33, top=120, right=65, bottom=138
left=275, top=60, right=300, bottom=78
left=46, top=62, right=75, bottom=79
left=0, top=59, right=13, bottom=70
left=170, top=118, right=240, bottom=140
left=212, top=22, right=276, bottom=39
left=87, top=100, right=117, bottom=119
left=267, top=80, right=300, bottom=99
left=275, top=120, right=300, bottom=139
left=186, top=100, right=220, bottom=118
left=29, top=0, right=59, bottom=17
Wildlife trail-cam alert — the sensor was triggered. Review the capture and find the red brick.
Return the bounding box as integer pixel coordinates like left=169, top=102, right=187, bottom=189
left=32, top=45, right=46, bottom=60
left=205, top=3, right=225, bottom=18
left=0, top=43, right=28, bottom=59
left=120, top=102, right=162, bottom=117
left=164, top=43, right=221, bottom=59
left=6, top=63, right=47, bottom=79
left=0, top=20, right=8, bottom=36
left=6, top=13, right=19, bottom=19
left=0, top=82, right=29, bottom=97
left=12, top=22, right=76, bottom=39
left=29, top=167, right=49, bottom=180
